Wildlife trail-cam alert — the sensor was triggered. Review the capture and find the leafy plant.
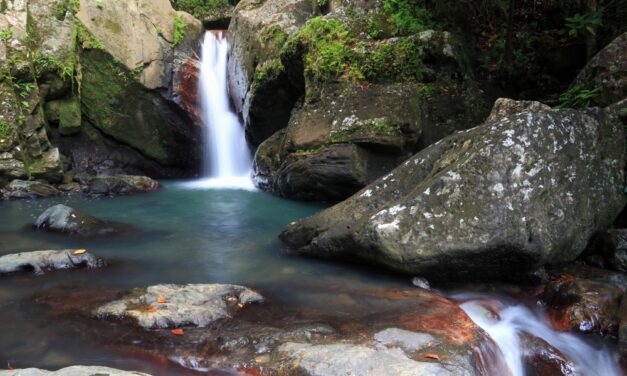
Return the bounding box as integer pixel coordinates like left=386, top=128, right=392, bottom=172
left=558, top=84, right=601, bottom=108
left=565, top=9, right=603, bottom=37
left=382, top=0, right=433, bottom=36
left=172, top=14, right=186, bottom=47
left=171, top=0, right=230, bottom=18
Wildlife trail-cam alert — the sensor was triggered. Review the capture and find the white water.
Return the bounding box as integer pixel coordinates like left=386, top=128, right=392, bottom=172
left=185, top=31, right=254, bottom=190
left=458, top=296, right=622, bottom=376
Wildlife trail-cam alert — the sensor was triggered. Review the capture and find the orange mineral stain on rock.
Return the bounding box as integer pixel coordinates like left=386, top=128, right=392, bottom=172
left=397, top=303, right=476, bottom=345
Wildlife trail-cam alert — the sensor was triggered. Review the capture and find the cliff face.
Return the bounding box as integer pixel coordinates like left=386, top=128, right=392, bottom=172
left=0, top=0, right=204, bottom=188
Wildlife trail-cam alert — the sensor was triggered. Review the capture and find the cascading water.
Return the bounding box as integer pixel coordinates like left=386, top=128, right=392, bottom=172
left=186, top=30, right=254, bottom=190
left=457, top=294, right=623, bottom=376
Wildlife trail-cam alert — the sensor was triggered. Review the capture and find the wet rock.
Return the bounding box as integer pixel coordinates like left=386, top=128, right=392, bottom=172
left=95, top=284, right=264, bottom=329
left=521, top=335, right=578, bottom=376
left=280, top=106, right=626, bottom=281
left=2, top=180, right=60, bottom=200
left=573, top=32, right=627, bottom=107
left=275, top=342, right=469, bottom=375
left=35, top=204, right=133, bottom=237
left=412, top=277, right=431, bottom=290
left=85, top=175, right=160, bottom=196
left=0, top=365, right=151, bottom=375
left=0, top=249, right=103, bottom=275
left=538, top=265, right=627, bottom=335
left=619, top=293, right=627, bottom=357
left=583, top=229, right=627, bottom=272
left=374, top=328, right=438, bottom=354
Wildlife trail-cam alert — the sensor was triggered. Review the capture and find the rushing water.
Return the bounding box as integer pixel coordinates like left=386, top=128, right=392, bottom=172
left=186, top=31, right=253, bottom=190
left=458, top=295, right=623, bottom=376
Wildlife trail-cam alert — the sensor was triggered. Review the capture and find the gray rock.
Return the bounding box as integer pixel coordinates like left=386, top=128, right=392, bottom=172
left=0, top=365, right=150, bottom=375
left=573, top=32, right=627, bottom=107
left=275, top=342, right=468, bottom=376
left=95, top=284, right=264, bottom=329
left=0, top=152, right=27, bottom=185
left=411, top=277, right=430, bottom=290
left=486, top=98, right=551, bottom=123
left=2, top=180, right=59, bottom=200
left=374, top=328, right=438, bottom=354
left=86, top=175, right=160, bottom=196
left=35, top=204, right=131, bottom=237
left=0, top=249, right=103, bottom=275
left=281, top=106, right=625, bottom=281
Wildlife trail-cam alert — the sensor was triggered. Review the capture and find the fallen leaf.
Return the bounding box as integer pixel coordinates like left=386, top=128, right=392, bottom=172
left=171, top=328, right=184, bottom=335
left=157, top=296, right=168, bottom=304
left=424, top=353, right=440, bottom=361
left=237, top=303, right=244, bottom=309
left=73, top=249, right=87, bottom=255
left=146, top=306, right=157, bottom=313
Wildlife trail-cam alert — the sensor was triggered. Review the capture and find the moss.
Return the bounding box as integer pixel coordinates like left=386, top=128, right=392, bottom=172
left=253, top=59, right=285, bottom=92
left=358, top=37, right=425, bottom=82
left=260, top=26, right=288, bottom=50
left=382, top=0, right=433, bottom=36
left=58, top=97, right=82, bottom=135
left=103, top=19, right=123, bottom=34
left=80, top=49, right=168, bottom=162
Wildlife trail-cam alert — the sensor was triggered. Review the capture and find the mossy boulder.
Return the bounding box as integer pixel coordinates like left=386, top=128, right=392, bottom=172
left=228, top=0, right=316, bottom=145
left=250, top=3, right=489, bottom=201
left=45, top=97, right=82, bottom=135
left=80, top=49, right=200, bottom=170
left=281, top=105, right=626, bottom=281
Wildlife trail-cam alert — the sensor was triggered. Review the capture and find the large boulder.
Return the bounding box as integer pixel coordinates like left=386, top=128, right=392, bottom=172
left=228, top=0, right=316, bottom=145
left=1, top=180, right=60, bottom=200
left=573, top=32, right=627, bottom=107
left=280, top=105, right=626, bottom=281
left=0, top=249, right=103, bottom=275
left=249, top=4, right=489, bottom=201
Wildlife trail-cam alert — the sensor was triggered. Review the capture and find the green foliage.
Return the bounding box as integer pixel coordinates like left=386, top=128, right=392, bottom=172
left=565, top=9, right=603, bottom=37
left=96, top=1, right=104, bottom=10
left=287, top=18, right=356, bottom=87
left=558, top=84, right=601, bottom=108
left=76, top=22, right=105, bottom=50
left=172, top=0, right=230, bottom=18
left=0, top=27, right=11, bottom=42
left=56, top=0, right=80, bottom=20
left=173, top=14, right=186, bottom=47
left=260, top=26, right=288, bottom=49
left=253, top=59, right=284, bottom=91
left=0, top=120, right=16, bottom=140
left=382, top=0, right=433, bottom=36
left=359, top=37, right=425, bottom=82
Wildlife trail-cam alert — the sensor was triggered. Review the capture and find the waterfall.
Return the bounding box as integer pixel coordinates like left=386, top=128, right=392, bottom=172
left=186, top=31, right=254, bottom=190
left=457, top=295, right=623, bottom=376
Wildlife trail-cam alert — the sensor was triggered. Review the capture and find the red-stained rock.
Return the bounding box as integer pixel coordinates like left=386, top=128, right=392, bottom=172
left=176, top=57, right=202, bottom=126
left=537, top=265, right=627, bottom=336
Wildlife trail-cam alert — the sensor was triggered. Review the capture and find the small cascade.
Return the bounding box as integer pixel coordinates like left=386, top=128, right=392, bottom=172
left=186, top=30, right=254, bottom=190
left=458, top=295, right=622, bottom=376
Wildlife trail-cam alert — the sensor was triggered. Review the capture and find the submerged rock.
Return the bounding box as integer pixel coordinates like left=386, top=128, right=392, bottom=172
left=0, top=366, right=151, bottom=375
left=94, top=284, right=264, bottom=329
left=35, top=204, right=133, bottom=237
left=280, top=106, right=626, bottom=281
left=0, top=249, right=103, bottom=275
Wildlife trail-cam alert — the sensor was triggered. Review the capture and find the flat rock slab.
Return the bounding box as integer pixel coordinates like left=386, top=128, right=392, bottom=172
left=35, top=204, right=135, bottom=237
left=277, top=342, right=469, bottom=376
left=94, top=284, right=264, bottom=329
left=374, top=328, right=438, bottom=354
left=0, top=250, right=103, bottom=275
left=0, top=366, right=150, bottom=375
